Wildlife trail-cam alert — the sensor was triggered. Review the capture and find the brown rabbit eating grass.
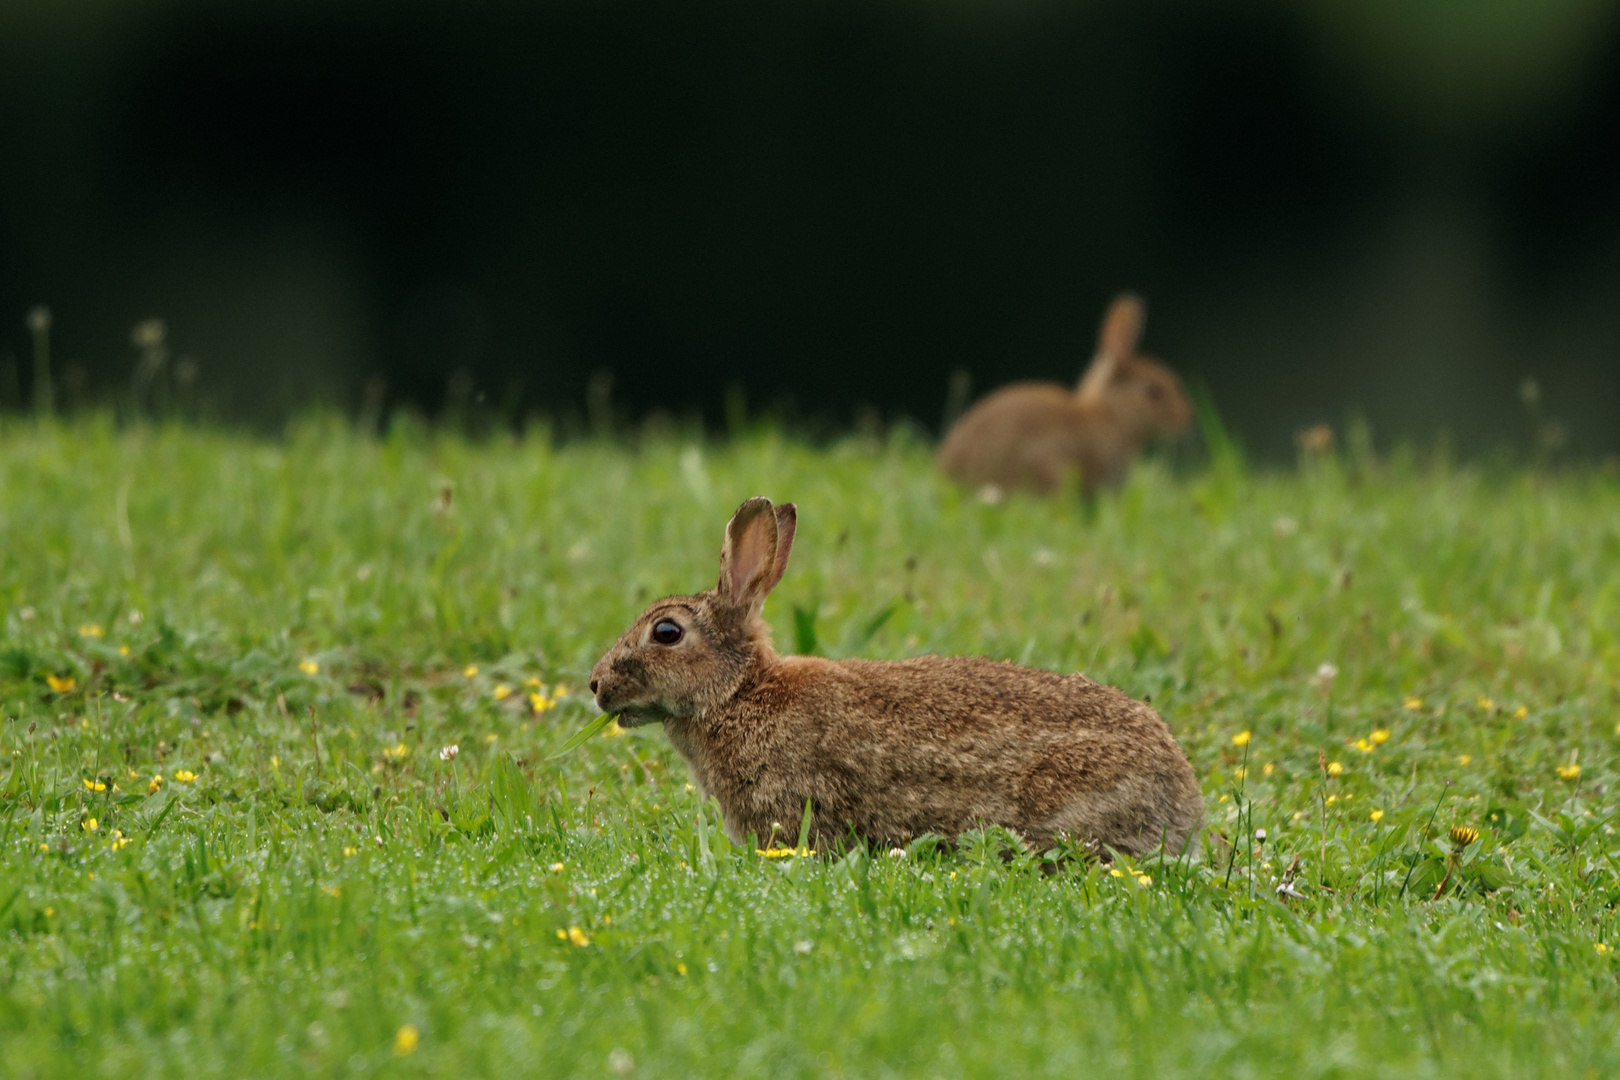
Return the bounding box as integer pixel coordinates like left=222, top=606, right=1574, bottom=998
left=938, top=293, right=1194, bottom=496
left=590, top=497, right=1204, bottom=857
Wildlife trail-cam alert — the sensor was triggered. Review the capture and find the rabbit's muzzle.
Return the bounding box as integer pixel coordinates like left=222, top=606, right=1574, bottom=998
left=589, top=653, right=667, bottom=726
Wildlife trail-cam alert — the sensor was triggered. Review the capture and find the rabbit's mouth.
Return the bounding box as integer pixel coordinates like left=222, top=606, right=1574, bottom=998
left=612, top=703, right=675, bottom=728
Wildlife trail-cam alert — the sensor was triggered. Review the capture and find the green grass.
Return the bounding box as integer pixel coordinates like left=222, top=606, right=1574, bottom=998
left=3, top=415, right=1619, bottom=1078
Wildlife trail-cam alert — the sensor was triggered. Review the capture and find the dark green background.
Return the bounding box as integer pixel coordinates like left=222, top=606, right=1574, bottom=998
left=3, top=0, right=1618, bottom=455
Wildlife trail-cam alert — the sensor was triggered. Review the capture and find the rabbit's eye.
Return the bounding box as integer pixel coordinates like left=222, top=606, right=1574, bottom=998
left=651, top=619, right=684, bottom=645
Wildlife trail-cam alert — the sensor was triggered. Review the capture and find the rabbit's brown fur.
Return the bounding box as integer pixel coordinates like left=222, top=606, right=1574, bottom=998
left=938, top=293, right=1193, bottom=495
left=590, top=497, right=1204, bottom=855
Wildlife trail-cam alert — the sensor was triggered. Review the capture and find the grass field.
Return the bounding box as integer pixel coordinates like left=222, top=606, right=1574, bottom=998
left=3, top=416, right=1619, bottom=1078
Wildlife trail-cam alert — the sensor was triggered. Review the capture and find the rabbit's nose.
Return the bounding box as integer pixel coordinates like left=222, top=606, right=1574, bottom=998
left=590, top=679, right=600, bottom=694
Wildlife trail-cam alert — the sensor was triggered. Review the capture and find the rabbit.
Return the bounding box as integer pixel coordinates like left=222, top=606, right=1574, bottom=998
left=937, top=293, right=1194, bottom=496
left=589, top=497, right=1204, bottom=856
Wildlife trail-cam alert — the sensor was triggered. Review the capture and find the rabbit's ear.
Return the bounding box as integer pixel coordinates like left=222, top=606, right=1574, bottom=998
left=1077, top=351, right=1119, bottom=402
left=1078, top=293, right=1143, bottom=400
left=719, top=497, right=780, bottom=611
left=761, top=503, right=797, bottom=596
left=1097, top=293, right=1145, bottom=359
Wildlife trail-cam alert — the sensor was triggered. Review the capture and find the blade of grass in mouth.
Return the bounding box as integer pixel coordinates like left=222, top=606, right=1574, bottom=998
left=547, top=713, right=617, bottom=760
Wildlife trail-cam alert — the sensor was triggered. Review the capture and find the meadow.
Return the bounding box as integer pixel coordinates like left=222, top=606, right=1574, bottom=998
left=2, top=416, right=1619, bottom=1078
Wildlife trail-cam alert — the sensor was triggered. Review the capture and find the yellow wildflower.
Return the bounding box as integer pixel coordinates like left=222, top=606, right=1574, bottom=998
left=1232, top=730, right=1252, bottom=747
left=1354, top=739, right=1374, bottom=753
left=78, top=623, right=104, bottom=638
left=553, top=685, right=570, bottom=699
left=603, top=720, right=628, bottom=738
left=1477, top=696, right=1494, bottom=711
left=1262, top=762, right=1276, bottom=777
left=118, top=644, right=130, bottom=657
left=323, top=885, right=340, bottom=898
left=550, top=862, right=565, bottom=873
left=676, top=963, right=688, bottom=976
left=1449, top=825, right=1480, bottom=848
left=110, top=829, right=131, bottom=850
left=1326, top=761, right=1343, bottom=777
left=1233, top=766, right=1246, bottom=780
left=757, top=846, right=816, bottom=858
left=1109, top=868, right=1125, bottom=878
left=1135, top=874, right=1152, bottom=886
left=1598, top=942, right=1613, bottom=957
left=46, top=674, right=76, bottom=694
left=83, top=817, right=98, bottom=831
left=463, top=664, right=479, bottom=678
left=174, top=769, right=197, bottom=783
left=382, top=743, right=410, bottom=762
left=525, top=677, right=542, bottom=687
left=567, top=926, right=590, bottom=947
left=529, top=691, right=551, bottom=714
left=299, top=659, right=319, bottom=675
left=1557, top=762, right=1581, bottom=781
left=148, top=775, right=163, bottom=794
left=394, top=1025, right=420, bottom=1056
left=1403, top=697, right=1423, bottom=711
left=1370, top=809, right=1384, bottom=822
left=1512, top=706, right=1528, bottom=720
left=1326, top=794, right=1338, bottom=805
left=1457, top=755, right=1472, bottom=766
left=343, top=846, right=358, bottom=857
left=1370, top=729, right=1391, bottom=745
left=83, top=778, right=106, bottom=792
left=493, top=683, right=511, bottom=701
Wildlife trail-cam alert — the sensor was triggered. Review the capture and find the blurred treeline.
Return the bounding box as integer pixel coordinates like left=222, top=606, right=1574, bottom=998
left=2, top=0, right=1618, bottom=456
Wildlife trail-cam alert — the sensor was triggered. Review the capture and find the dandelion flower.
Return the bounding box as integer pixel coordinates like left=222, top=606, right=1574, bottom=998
left=567, top=926, right=590, bottom=947
left=83, top=778, right=106, bottom=792
left=83, top=817, right=98, bottom=831
left=1232, top=730, right=1252, bottom=747
left=463, top=664, right=479, bottom=678
left=1110, top=868, right=1125, bottom=878
left=1403, top=697, right=1423, bottom=711
left=493, top=684, right=512, bottom=701
left=394, top=1025, right=420, bottom=1056
left=78, top=623, right=104, bottom=639
left=549, top=862, right=565, bottom=874
left=676, top=963, right=688, bottom=976
left=1326, top=761, right=1343, bottom=777
left=1477, top=696, right=1494, bottom=711
left=439, top=744, right=459, bottom=761
left=343, top=846, right=358, bottom=857
left=1262, top=762, right=1276, bottom=777
left=757, top=847, right=816, bottom=858
left=1354, top=738, right=1374, bottom=753
left=1370, top=729, right=1391, bottom=745
left=299, top=659, right=320, bottom=675
left=1370, top=809, right=1384, bottom=822
left=1457, top=754, right=1472, bottom=766
left=46, top=674, right=76, bottom=694
left=1449, top=825, right=1479, bottom=849
left=1135, top=874, right=1152, bottom=886
left=1557, top=762, right=1581, bottom=781
left=383, top=743, right=409, bottom=762
left=1512, top=706, right=1528, bottom=720
left=174, top=769, right=197, bottom=783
